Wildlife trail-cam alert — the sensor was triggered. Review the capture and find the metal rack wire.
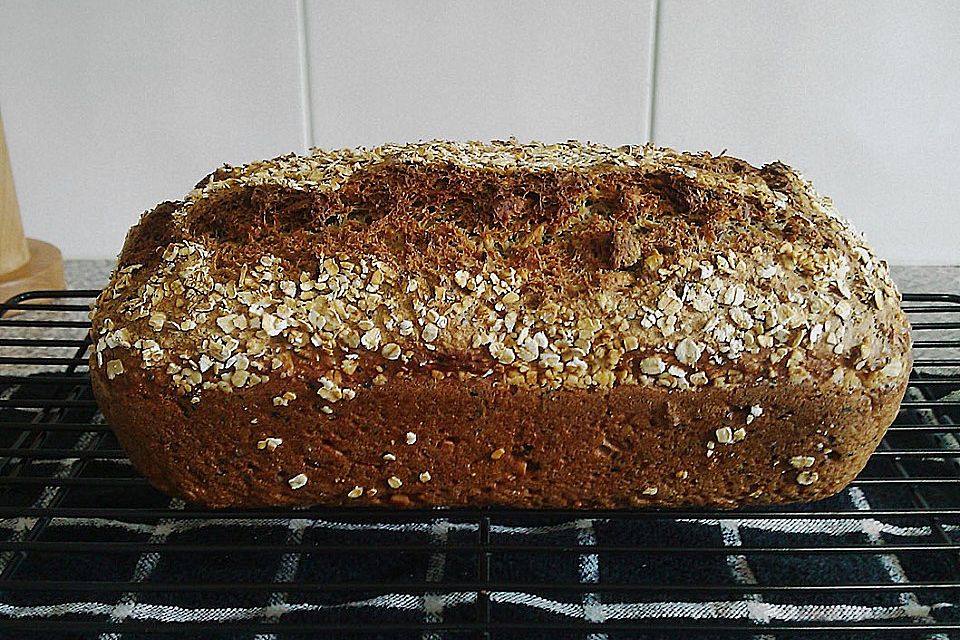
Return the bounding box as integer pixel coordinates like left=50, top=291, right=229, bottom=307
left=0, top=290, right=958, bottom=638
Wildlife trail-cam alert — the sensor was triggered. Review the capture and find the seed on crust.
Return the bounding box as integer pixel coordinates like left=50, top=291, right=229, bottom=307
left=715, top=427, right=734, bottom=444
left=382, top=342, right=401, bottom=360
left=421, top=323, right=440, bottom=342
left=288, top=473, right=308, bottom=490
left=106, top=359, right=124, bottom=380
left=257, top=437, right=282, bottom=451
left=230, top=370, right=249, bottom=387
left=674, top=338, right=702, bottom=366
left=639, top=356, right=665, bottom=375
left=360, top=327, right=382, bottom=350
left=148, top=312, right=166, bottom=331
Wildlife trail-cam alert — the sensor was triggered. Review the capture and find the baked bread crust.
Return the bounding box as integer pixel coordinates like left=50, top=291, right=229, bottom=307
left=89, top=140, right=910, bottom=508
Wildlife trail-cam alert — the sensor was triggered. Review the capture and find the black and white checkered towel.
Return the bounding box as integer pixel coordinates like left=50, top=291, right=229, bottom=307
left=0, top=375, right=958, bottom=639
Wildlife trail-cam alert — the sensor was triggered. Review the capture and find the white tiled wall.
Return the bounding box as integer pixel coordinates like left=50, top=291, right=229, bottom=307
left=654, top=0, right=960, bottom=266
left=305, top=1, right=654, bottom=148
left=0, top=0, right=957, bottom=263
left=0, top=0, right=305, bottom=258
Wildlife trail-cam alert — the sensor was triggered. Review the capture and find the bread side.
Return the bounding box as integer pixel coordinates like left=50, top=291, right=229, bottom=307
left=89, top=140, right=911, bottom=508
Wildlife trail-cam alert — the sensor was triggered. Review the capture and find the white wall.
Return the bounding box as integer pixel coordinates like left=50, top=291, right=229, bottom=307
left=0, top=0, right=957, bottom=263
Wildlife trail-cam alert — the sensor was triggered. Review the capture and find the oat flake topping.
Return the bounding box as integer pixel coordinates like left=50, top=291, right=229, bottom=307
left=90, top=140, right=909, bottom=409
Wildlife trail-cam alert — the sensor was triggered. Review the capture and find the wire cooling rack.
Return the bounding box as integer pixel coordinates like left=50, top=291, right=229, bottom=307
left=0, top=290, right=958, bottom=639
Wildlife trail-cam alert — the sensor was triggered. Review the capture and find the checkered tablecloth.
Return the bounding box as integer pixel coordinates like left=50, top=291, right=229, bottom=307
left=0, top=375, right=958, bottom=639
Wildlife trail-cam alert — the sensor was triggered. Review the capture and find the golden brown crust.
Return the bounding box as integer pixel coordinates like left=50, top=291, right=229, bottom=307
left=89, top=140, right=911, bottom=508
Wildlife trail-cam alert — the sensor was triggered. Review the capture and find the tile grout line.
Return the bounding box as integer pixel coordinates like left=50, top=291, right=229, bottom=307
left=295, top=0, right=315, bottom=150
left=645, top=0, right=662, bottom=143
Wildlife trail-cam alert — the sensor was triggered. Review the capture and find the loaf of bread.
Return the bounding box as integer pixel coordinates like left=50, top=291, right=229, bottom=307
left=89, top=140, right=910, bottom=509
